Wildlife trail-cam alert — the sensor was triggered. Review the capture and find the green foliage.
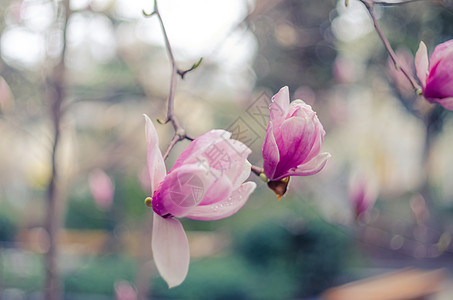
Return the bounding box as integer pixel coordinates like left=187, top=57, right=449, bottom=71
left=63, top=256, right=137, bottom=295
left=65, top=174, right=146, bottom=230
left=152, top=255, right=296, bottom=300
left=0, top=252, right=137, bottom=296
left=0, top=250, right=44, bottom=292
left=116, top=175, right=148, bottom=221
left=0, top=211, right=16, bottom=243
left=234, top=217, right=350, bottom=298
left=65, top=195, right=114, bottom=231
left=152, top=213, right=350, bottom=299
left=152, top=257, right=251, bottom=300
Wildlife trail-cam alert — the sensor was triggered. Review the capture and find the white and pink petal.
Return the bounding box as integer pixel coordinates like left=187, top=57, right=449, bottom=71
left=198, top=172, right=233, bottom=206
left=144, top=114, right=167, bottom=194
left=262, top=121, right=280, bottom=180
left=415, top=41, right=429, bottom=88
left=170, top=130, right=231, bottom=172
left=434, top=97, right=453, bottom=110
left=269, top=86, right=290, bottom=129
left=282, top=152, right=331, bottom=178
left=151, top=213, right=190, bottom=288
left=430, top=39, right=453, bottom=67
left=231, top=160, right=251, bottom=190
left=186, top=181, right=256, bottom=221
left=153, top=164, right=214, bottom=218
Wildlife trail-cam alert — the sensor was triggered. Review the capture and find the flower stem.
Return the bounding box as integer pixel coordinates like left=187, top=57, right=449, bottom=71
left=163, top=135, right=183, bottom=160
left=143, top=0, right=200, bottom=160
left=251, top=165, right=264, bottom=177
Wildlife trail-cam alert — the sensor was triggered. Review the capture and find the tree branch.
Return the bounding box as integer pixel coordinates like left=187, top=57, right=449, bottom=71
left=44, top=1, right=70, bottom=300
left=371, top=0, right=453, bottom=16
left=135, top=2, right=200, bottom=299
left=162, top=135, right=181, bottom=160
left=359, top=0, right=422, bottom=93
left=143, top=0, right=201, bottom=160
left=372, top=0, right=430, bottom=6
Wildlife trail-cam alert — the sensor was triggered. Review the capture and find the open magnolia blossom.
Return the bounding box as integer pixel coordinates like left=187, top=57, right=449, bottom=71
left=415, top=39, right=453, bottom=110
left=144, top=114, right=256, bottom=288
left=262, top=86, right=330, bottom=199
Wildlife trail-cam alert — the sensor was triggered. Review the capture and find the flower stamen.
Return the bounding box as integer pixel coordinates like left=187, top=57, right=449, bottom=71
left=145, top=197, right=153, bottom=207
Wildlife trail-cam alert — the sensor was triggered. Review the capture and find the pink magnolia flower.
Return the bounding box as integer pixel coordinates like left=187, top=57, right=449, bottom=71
left=349, top=175, right=377, bottom=220
left=144, top=114, right=256, bottom=288
left=114, top=280, right=137, bottom=300
left=262, top=87, right=330, bottom=197
left=88, top=169, right=115, bottom=209
left=415, top=39, right=453, bottom=110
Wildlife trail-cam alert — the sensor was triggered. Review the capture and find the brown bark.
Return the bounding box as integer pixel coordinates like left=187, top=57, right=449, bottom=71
left=44, top=1, right=70, bottom=299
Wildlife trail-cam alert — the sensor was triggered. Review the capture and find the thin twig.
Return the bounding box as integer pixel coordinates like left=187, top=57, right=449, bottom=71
left=372, top=0, right=453, bottom=13
left=142, top=0, right=201, bottom=160
left=372, top=0, right=453, bottom=14
left=153, top=1, right=178, bottom=128
left=372, top=0, right=430, bottom=6
left=162, top=135, right=182, bottom=160
left=135, top=4, right=199, bottom=298
left=251, top=165, right=264, bottom=177
left=359, top=0, right=422, bottom=93
left=177, top=57, right=203, bottom=79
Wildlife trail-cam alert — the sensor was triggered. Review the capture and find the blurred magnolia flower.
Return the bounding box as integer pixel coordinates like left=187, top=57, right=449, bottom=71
left=410, top=194, right=429, bottom=225
left=349, top=174, right=377, bottom=220
left=114, top=280, right=137, bottom=300
left=415, top=40, right=453, bottom=110
left=262, top=86, right=330, bottom=200
left=88, top=169, right=115, bottom=209
left=333, top=56, right=357, bottom=84
left=144, top=114, right=256, bottom=288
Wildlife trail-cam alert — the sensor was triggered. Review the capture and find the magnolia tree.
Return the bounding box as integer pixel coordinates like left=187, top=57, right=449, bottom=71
left=0, top=0, right=453, bottom=298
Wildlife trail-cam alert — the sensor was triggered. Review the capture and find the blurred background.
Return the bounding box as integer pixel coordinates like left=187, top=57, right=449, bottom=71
left=1, top=0, right=453, bottom=299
